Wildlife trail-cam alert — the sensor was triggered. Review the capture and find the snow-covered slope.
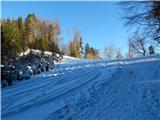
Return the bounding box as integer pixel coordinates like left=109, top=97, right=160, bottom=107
left=2, top=55, right=160, bottom=120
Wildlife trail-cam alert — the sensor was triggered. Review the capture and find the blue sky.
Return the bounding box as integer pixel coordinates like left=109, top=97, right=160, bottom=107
left=2, top=1, right=131, bottom=57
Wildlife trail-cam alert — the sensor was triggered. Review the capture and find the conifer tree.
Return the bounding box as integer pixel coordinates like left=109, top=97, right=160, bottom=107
left=85, top=43, right=90, bottom=58
left=18, top=17, right=26, bottom=52
left=2, top=18, right=20, bottom=59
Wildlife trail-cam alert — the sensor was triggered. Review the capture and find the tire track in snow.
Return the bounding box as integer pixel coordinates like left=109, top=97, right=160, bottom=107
left=2, top=68, right=90, bottom=114
left=45, top=66, right=120, bottom=120
left=2, top=67, right=100, bottom=117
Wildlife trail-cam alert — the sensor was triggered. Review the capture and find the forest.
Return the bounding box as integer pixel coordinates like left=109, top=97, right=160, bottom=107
left=1, top=13, right=100, bottom=64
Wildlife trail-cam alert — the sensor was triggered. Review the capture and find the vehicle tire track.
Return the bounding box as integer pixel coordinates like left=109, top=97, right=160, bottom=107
left=2, top=68, right=100, bottom=116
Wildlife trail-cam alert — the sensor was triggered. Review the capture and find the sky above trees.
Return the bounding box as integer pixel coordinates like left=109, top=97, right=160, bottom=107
left=2, top=1, right=132, bottom=57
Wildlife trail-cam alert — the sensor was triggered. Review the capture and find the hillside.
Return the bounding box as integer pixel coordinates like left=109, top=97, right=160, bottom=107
left=2, top=55, right=160, bottom=120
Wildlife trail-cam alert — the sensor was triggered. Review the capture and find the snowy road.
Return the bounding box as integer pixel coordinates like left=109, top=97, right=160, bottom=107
left=2, top=55, right=160, bottom=120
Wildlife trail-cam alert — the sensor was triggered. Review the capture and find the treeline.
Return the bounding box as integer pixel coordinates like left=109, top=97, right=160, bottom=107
left=1, top=13, right=100, bottom=87
left=103, top=40, right=157, bottom=60
left=1, top=13, right=62, bottom=64
left=1, top=13, right=100, bottom=65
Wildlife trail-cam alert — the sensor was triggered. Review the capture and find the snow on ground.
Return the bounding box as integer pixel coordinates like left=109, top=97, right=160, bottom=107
left=19, top=49, right=53, bottom=56
left=55, top=55, right=81, bottom=65
left=2, top=55, right=160, bottom=120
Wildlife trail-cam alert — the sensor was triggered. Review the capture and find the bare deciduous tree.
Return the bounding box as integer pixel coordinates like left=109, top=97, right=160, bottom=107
left=120, top=1, right=160, bottom=44
left=115, top=48, right=123, bottom=59
left=104, top=44, right=114, bottom=59
left=129, top=32, right=148, bottom=56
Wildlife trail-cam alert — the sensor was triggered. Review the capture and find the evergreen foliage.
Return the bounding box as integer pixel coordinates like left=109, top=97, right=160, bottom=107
left=84, top=43, right=100, bottom=60
left=1, top=13, right=61, bottom=65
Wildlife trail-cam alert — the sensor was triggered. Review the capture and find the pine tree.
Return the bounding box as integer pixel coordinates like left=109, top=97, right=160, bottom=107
left=85, top=43, right=90, bottom=58
left=18, top=17, right=26, bottom=52
left=149, top=45, right=155, bottom=55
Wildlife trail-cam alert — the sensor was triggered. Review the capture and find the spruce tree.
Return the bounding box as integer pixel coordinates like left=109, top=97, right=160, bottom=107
left=85, top=43, right=90, bottom=58
left=18, top=17, right=25, bottom=52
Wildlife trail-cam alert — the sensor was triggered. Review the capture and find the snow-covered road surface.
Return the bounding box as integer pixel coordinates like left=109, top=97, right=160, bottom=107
left=2, top=55, right=160, bottom=120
